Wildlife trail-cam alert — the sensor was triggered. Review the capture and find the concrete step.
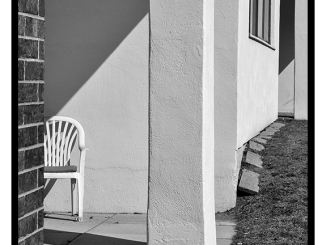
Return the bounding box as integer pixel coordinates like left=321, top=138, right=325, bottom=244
left=249, top=141, right=265, bottom=152
left=238, top=169, right=260, bottom=195
left=252, top=137, right=267, bottom=144
left=245, top=151, right=263, bottom=168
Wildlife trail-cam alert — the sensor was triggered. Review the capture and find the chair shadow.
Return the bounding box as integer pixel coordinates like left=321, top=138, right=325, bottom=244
left=44, top=212, right=78, bottom=221
left=44, top=229, right=146, bottom=245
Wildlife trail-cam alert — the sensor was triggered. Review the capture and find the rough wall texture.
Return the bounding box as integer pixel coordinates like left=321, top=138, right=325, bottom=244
left=294, top=0, right=308, bottom=119
left=214, top=0, right=240, bottom=212
left=148, top=0, right=216, bottom=243
left=237, top=0, right=280, bottom=148
left=44, top=0, right=149, bottom=213
left=18, top=0, right=45, bottom=244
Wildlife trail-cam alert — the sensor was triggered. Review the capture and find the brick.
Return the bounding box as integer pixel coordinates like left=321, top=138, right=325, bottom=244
left=38, top=209, right=44, bottom=228
left=245, top=151, right=263, bottom=168
left=38, top=83, right=44, bottom=101
left=23, top=104, right=44, bottom=124
left=18, top=196, right=25, bottom=218
left=18, top=83, right=38, bottom=103
left=38, top=168, right=44, bottom=187
left=18, top=170, right=37, bottom=195
left=39, top=0, right=45, bottom=17
left=18, top=151, right=25, bottom=172
left=18, top=38, right=38, bottom=59
left=25, top=17, right=45, bottom=39
left=18, top=0, right=38, bottom=15
left=25, top=62, right=44, bottom=80
left=238, top=169, right=260, bottom=195
left=38, top=21, right=45, bottom=39
left=18, top=15, right=25, bottom=36
left=249, top=141, right=265, bottom=152
left=18, top=105, right=24, bottom=125
left=19, top=61, right=24, bottom=80
left=18, top=126, right=37, bottom=148
left=25, top=230, right=43, bottom=245
left=25, top=189, right=43, bottom=214
left=38, top=125, right=44, bottom=143
left=18, top=213, right=37, bottom=238
left=25, top=147, right=44, bottom=169
left=39, top=41, right=44, bottom=60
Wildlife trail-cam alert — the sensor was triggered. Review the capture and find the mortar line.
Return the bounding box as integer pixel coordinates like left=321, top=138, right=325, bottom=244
left=18, top=81, right=44, bottom=83
left=18, top=58, right=44, bottom=62
left=18, top=122, right=44, bottom=129
left=18, top=164, right=44, bottom=175
left=18, top=206, right=44, bottom=221
left=18, top=101, right=44, bottom=106
left=18, top=227, right=43, bottom=243
left=18, top=35, right=44, bottom=41
left=18, top=186, right=44, bottom=199
left=18, top=143, right=44, bottom=151
left=18, top=12, right=45, bottom=20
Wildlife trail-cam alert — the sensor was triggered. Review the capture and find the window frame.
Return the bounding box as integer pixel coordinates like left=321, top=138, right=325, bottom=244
left=249, top=0, right=276, bottom=50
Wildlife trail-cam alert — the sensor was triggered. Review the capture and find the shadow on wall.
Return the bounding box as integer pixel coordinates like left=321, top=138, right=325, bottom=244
left=45, top=0, right=149, bottom=115
left=278, top=0, right=295, bottom=74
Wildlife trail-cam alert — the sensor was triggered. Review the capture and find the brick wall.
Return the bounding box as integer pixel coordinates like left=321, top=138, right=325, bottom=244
left=18, top=0, right=45, bottom=244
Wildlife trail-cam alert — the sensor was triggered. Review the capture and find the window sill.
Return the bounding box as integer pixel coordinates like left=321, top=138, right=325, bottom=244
left=249, top=34, right=276, bottom=50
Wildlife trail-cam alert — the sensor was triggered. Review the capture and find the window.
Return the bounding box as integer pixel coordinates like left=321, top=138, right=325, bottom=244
left=250, top=0, right=271, bottom=44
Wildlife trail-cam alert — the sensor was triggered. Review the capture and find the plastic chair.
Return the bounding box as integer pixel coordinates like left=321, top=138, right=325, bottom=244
left=44, top=116, right=88, bottom=221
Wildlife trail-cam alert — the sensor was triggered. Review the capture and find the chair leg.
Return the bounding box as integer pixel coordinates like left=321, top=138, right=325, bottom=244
left=77, top=177, right=84, bottom=221
left=71, top=179, right=77, bottom=216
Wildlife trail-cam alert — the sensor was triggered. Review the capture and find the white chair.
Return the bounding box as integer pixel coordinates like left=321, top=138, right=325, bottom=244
left=44, top=116, right=88, bottom=221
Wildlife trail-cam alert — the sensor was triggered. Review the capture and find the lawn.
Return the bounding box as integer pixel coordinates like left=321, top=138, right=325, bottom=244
left=229, top=118, right=308, bottom=245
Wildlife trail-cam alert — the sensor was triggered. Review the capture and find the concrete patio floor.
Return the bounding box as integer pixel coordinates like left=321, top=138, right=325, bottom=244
left=44, top=212, right=236, bottom=245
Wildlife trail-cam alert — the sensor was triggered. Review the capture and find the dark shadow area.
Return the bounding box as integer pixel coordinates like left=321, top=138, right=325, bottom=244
left=44, top=179, right=57, bottom=198
left=44, top=229, right=146, bottom=245
left=279, top=0, right=295, bottom=74
left=45, top=0, right=149, bottom=115
left=43, top=212, right=77, bottom=221
left=44, top=229, right=80, bottom=245
left=236, top=189, right=253, bottom=197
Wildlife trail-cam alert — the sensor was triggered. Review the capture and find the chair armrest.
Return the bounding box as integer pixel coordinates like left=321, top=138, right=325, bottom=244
left=79, top=148, right=89, bottom=173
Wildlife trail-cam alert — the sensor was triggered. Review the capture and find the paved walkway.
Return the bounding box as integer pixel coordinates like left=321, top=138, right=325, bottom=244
left=44, top=212, right=236, bottom=245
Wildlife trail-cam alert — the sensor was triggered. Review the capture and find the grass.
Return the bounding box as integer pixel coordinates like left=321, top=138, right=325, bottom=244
left=228, top=118, right=308, bottom=245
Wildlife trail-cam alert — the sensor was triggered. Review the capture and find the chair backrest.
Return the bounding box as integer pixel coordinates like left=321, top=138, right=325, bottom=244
left=44, top=116, right=86, bottom=167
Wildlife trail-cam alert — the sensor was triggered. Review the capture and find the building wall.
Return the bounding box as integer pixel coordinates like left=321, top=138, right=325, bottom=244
left=44, top=0, right=149, bottom=213
left=278, top=0, right=295, bottom=115
left=18, top=0, right=45, bottom=243
left=214, top=0, right=240, bottom=212
left=237, top=0, right=280, bottom=148
left=294, top=0, right=308, bottom=119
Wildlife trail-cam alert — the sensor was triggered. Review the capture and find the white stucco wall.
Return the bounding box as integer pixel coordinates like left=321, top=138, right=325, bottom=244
left=278, top=0, right=295, bottom=115
left=237, top=0, right=280, bottom=148
left=44, top=0, right=149, bottom=213
left=294, top=0, right=308, bottom=119
left=214, top=0, right=240, bottom=212
left=147, top=0, right=216, bottom=242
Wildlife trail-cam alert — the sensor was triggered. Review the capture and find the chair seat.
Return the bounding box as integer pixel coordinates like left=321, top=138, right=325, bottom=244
left=44, top=166, right=78, bottom=173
